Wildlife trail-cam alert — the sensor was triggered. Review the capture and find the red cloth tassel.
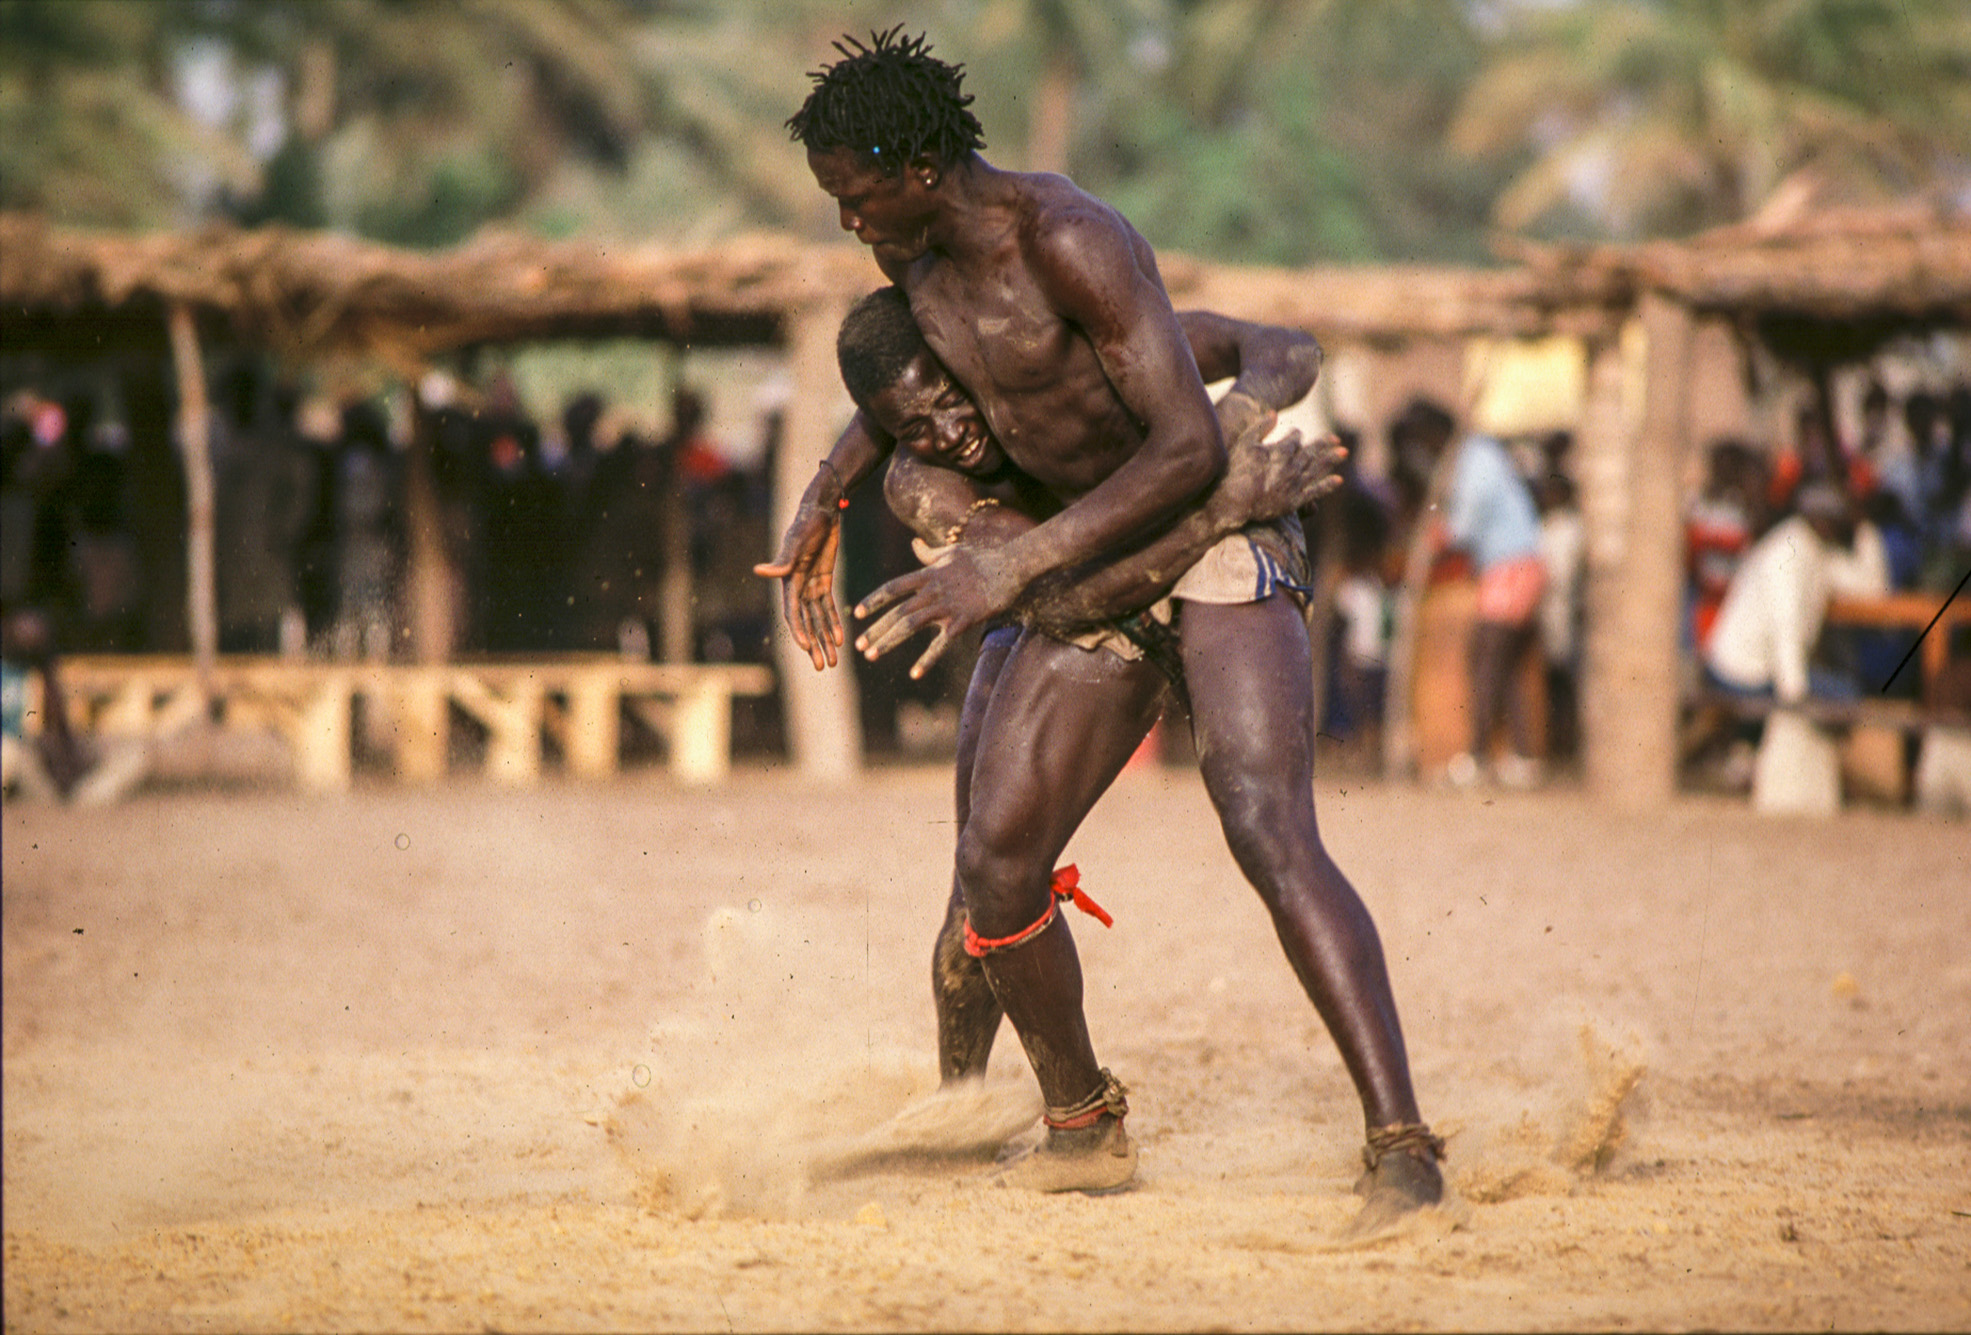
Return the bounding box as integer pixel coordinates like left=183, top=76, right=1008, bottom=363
left=1051, top=865, right=1112, bottom=928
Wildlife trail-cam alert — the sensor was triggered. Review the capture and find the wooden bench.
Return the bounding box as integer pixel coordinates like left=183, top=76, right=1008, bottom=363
left=52, top=655, right=777, bottom=791
left=1685, top=687, right=1971, bottom=809
left=1690, top=691, right=1969, bottom=731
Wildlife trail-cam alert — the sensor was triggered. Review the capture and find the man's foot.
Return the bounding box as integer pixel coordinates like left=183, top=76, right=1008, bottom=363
left=996, top=1113, right=1137, bottom=1194
left=1341, top=1123, right=1445, bottom=1242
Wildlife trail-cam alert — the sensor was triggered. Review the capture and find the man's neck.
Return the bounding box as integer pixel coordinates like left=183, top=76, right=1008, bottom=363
left=921, top=154, right=1018, bottom=265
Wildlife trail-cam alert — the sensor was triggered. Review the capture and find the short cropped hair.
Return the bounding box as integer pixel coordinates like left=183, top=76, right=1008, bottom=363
left=837, top=286, right=926, bottom=411
left=1391, top=397, right=1456, bottom=451
left=787, top=26, right=985, bottom=174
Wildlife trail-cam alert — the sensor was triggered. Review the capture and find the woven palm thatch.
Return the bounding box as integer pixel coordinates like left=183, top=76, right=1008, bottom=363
left=6, top=200, right=1962, bottom=366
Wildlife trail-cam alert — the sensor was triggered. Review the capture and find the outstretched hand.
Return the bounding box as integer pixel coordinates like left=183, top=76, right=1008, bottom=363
left=853, top=543, right=1027, bottom=679
left=753, top=505, right=845, bottom=670
left=1205, top=418, right=1347, bottom=532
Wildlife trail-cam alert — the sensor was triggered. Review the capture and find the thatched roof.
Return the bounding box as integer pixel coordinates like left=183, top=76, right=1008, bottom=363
left=4, top=201, right=1967, bottom=368
left=1509, top=197, right=1971, bottom=322
left=0, top=214, right=876, bottom=365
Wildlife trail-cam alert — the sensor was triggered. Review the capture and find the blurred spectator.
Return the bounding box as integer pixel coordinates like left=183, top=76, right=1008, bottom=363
left=1702, top=483, right=1888, bottom=706
left=214, top=367, right=315, bottom=653
left=1315, top=430, right=1396, bottom=750
left=64, top=407, right=145, bottom=653
left=1769, top=399, right=1862, bottom=514
left=477, top=371, right=565, bottom=652
left=330, top=401, right=402, bottom=660
left=1855, top=380, right=1926, bottom=528
left=2, top=606, right=148, bottom=805
left=1391, top=397, right=1548, bottom=790
left=1685, top=439, right=1766, bottom=652
left=1920, top=386, right=1971, bottom=588
left=1535, top=470, right=1585, bottom=764
left=292, top=394, right=345, bottom=650
left=572, top=412, right=669, bottom=655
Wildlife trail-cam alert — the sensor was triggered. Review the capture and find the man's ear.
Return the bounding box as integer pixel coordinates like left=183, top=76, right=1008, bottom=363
left=910, top=157, right=942, bottom=189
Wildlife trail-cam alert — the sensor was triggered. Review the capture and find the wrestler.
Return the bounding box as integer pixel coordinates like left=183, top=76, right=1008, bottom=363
left=760, top=29, right=1444, bottom=1227
left=824, top=287, right=1341, bottom=1094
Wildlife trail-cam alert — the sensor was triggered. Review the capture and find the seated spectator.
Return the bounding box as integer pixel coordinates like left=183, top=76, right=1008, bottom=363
left=1702, top=483, right=1888, bottom=706
left=2, top=606, right=148, bottom=805
left=1686, top=439, right=1764, bottom=652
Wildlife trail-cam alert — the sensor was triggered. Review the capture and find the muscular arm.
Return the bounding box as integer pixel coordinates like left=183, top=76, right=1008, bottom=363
left=981, top=212, right=1232, bottom=594
left=883, top=420, right=1339, bottom=637
left=874, top=310, right=1335, bottom=648
left=1179, top=309, right=1323, bottom=445
left=856, top=211, right=1261, bottom=670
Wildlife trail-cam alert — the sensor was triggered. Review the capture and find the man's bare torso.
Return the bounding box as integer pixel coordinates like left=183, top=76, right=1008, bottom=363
left=895, top=172, right=1166, bottom=502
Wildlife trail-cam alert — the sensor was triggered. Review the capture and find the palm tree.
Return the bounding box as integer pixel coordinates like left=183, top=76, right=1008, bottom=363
left=1452, top=0, right=1971, bottom=239
left=1080, top=0, right=1499, bottom=263
left=0, top=0, right=259, bottom=226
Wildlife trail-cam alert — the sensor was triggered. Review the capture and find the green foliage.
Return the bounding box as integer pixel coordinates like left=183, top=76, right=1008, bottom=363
left=1454, top=0, right=1971, bottom=238
left=2, top=0, right=1966, bottom=257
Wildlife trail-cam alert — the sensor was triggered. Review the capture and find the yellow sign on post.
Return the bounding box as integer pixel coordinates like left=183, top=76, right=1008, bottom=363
left=1465, top=335, right=1587, bottom=438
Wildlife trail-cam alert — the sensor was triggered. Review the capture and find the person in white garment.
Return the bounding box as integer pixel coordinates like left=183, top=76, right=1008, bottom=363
left=1702, top=482, right=1888, bottom=705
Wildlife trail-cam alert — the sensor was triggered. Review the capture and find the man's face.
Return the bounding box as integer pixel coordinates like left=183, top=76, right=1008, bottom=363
left=868, top=350, right=1004, bottom=477
left=807, top=146, right=937, bottom=265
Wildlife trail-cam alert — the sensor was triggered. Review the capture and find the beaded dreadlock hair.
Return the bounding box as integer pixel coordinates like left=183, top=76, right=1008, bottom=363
left=836, top=287, right=925, bottom=411
left=786, top=26, right=985, bottom=176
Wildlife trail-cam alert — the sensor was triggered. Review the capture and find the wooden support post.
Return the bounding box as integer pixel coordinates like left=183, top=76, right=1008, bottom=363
left=774, top=297, right=861, bottom=781
left=404, top=393, right=454, bottom=665
left=166, top=304, right=217, bottom=703
left=395, top=668, right=449, bottom=783
left=564, top=669, right=620, bottom=780
left=1585, top=295, right=1689, bottom=808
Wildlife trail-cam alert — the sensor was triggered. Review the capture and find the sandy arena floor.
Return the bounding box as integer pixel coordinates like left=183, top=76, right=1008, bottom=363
left=4, top=761, right=1968, bottom=1332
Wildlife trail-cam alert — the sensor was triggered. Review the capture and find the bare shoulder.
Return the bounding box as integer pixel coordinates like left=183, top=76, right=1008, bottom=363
left=1011, top=173, right=1160, bottom=314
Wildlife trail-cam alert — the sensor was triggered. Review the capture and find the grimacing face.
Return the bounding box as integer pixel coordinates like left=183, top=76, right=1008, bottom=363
left=806, top=145, right=938, bottom=265
left=867, top=350, right=1005, bottom=477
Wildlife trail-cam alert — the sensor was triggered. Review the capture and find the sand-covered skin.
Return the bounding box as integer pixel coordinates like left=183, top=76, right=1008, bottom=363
left=4, top=765, right=1967, bottom=1332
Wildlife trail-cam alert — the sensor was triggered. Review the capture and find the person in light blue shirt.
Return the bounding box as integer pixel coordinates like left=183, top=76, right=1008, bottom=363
left=1392, top=399, right=1549, bottom=789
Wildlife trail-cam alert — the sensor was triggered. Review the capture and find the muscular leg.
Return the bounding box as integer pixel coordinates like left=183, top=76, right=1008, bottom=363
left=933, top=626, right=1016, bottom=1083
left=1180, top=595, right=1440, bottom=1217
left=958, top=632, right=1168, bottom=1112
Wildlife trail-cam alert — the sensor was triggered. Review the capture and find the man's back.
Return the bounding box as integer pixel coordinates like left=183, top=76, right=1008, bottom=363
left=1705, top=514, right=1829, bottom=700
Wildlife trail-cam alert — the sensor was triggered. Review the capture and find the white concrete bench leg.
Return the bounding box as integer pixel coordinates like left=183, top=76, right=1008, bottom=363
left=288, top=676, right=352, bottom=793
left=670, top=678, right=734, bottom=785
left=1753, top=710, right=1841, bottom=816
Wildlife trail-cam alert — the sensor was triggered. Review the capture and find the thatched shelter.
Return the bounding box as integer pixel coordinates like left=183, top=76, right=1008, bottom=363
left=5, top=204, right=1968, bottom=801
